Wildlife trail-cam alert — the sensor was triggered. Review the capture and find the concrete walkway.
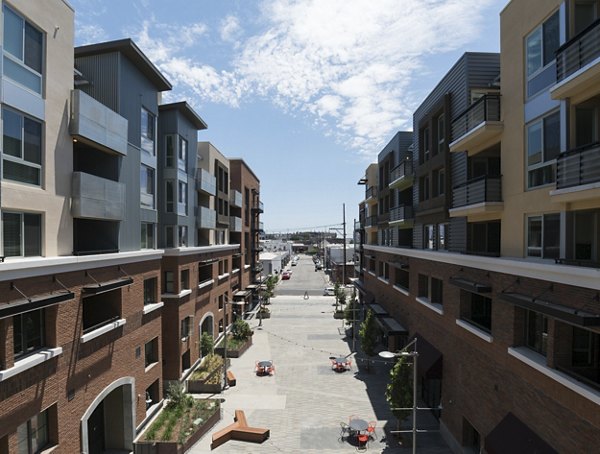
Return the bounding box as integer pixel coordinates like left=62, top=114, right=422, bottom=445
left=188, top=290, right=451, bottom=453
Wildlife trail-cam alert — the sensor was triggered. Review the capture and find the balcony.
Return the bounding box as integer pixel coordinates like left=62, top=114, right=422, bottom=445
left=552, top=19, right=600, bottom=102
left=70, top=89, right=128, bottom=156
left=230, top=216, right=242, bottom=232
left=71, top=172, right=125, bottom=221
left=389, top=160, right=414, bottom=190
left=449, top=176, right=503, bottom=219
left=365, top=215, right=378, bottom=229
left=550, top=143, right=600, bottom=203
left=252, top=201, right=264, bottom=213
left=449, top=94, right=502, bottom=155
left=195, top=169, right=216, bottom=196
left=389, top=205, right=414, bottom=227
left=365, top=186, right=378, bottom=202
left=195, top=206, right=216, bottom=229
left=231, top=190, right=242, bottom=208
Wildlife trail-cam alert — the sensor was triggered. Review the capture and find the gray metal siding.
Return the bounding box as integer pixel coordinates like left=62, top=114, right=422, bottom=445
left=449, top=217, right=467, bottom=253
left=75, top=53, right=120, bottom=112
left=451, top=152, right=468, bottom=192
left=120, top=143, right=142, bottom=251
left=412, top=222, right=423, bottom=249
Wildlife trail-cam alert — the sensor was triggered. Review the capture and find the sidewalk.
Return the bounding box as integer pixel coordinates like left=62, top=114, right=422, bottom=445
left=188, top=292, right=451, bottom=453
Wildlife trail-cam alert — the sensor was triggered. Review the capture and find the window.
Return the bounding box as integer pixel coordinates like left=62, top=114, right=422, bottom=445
left=2, top=108, right=42, bottom=186
left=165, top=135, right=175, bottom=167
left=2, top=212, right=41, bottom=257
left=572, top=210, right=599, bottom=261
left=143, top=278, right=157, bottom=305
left=433, top=169, right=445, bottom=197
left=394, top=268, right=409, bottom=291
left=378, top=261, right=389, bottom=281
left=467, top=221, right=501, bottom=256
left=424, top=224, right=435, bottom=250
left=526, top=11, right=559, bottom=78
left=178, top=136, right=187, bottom=171
left=177, top=180, right=188, bottom=215
left=181, top=317, right=191, bottom=339
left=145, top=338, right=158, bottom=367
left=527, top=214, right=560, bottom=258
left=165, top=181, right=174, bottom=213
left=141, top=223, right=155, bottom=249
left=164, top=271, right=174, bottom=293
left=436, top=114, right=445, bottom=154
left=165, top=226, right=174, bottom=248
left=181, top=269, right=190, bottom=290
left=13, top=310, right=45, bottom=359
left=141, top=108, right=155, bottom=155
left=438, top=223, right=448, bottom=250
left=525, top=310, right=548, bottom=356
left=17, top=409, right=49, bottom=454
left=527, top=111, right=560, bottom=188
left=421, top=126, right=430, bottom=162
left=178, top=225, right=187, bottom=247
left=140, top=165, right=155, bottom=208
left=461, top=291, right=492, bottom=333
left=3, top=5, right=43, bottom=94
left=418, top=274, right=443, bottom=305
left=419, top=175, right=430, bottom=201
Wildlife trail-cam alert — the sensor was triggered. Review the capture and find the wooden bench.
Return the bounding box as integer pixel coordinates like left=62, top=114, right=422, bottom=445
left=226, top=370, right=236, bottom=387
left=211, top=409, right=270, bottom=450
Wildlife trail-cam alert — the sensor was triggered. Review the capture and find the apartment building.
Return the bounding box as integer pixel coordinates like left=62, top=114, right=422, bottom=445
left=0, top=4, right=263, bottom=453
left=356, top=1, right=600, bottom=451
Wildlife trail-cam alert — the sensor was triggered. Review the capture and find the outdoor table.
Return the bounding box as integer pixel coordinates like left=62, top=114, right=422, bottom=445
left=349, top=418, right=369, bottom=432
left=257, top=360, right=273, bottom=375
left=333, top=357, right=349, bottom=371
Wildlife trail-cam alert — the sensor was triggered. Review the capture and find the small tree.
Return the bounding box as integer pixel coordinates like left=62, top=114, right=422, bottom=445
left=200, top=332, right=214, bottom=357
left=359, top=309, right=379, bottom=356
left=262, top=275, right=277, bottom=305
left=231, top=318, right=252, bottom=341
left=385, top=357, right=413, bottom=432
left=338, top=290, right=347, bottom=307
left=333, top=282, right=341, bottom=311
left=343, top=298, right=356, bottom=327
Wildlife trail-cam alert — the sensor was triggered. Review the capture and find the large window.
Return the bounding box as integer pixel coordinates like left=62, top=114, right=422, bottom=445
left=145, top=337, right=158, bottom=368
left=178, top=136, right=187, bottom=172
left=177, top=180, right=188, bottom=215
left=527, top=214, right=560, bottom=258
left=17, top=408, right=49, bottom=454
left=3, top=108, right=42, bottom=186
left=13, top=309, right=45, bottom=360
left=140, top=108, right=155, bottom=155
left=165, top=181, right=174, bottom=213
left=527, top=111, right=560, bottom=188
left=141, top=223, right=155, bottom=249
left=165, top=135, right=175, bottom=168
left=164, top=271, right=174, bottom=293
left=525, top=310, right=548, bottom=356
left=140, top=165, right=155, bottom=208
left=143, top=278, right=157, bottom=305
left=526, top=10, right=559, bottom=97
left=461, top=291, right=492, bottom=333
left=181, top=316, right=192, bottom=339
left=394, top=267, right=409, bottom=291
left=418, top=274, right=443, bottom=305
left=178, top=225, right=187, bottom=247
left=3, top=5, right=43, bottom=94
left=3, top=212, right=41, bottom=257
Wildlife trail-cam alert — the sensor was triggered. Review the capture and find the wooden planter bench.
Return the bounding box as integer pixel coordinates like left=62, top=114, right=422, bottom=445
left=226, top=370, right=236, bottom=387
left=211, top=409, right=269, bottom=450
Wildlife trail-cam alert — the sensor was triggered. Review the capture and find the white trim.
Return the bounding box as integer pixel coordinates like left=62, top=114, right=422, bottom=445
left=80, top=319, right=126, bottom=343
left=198, top=279, right=214, bottom=290
left=368, top=271, right=376, bottom=278
left=377, top=277, right=389, bottom=284
left=508, top=346, right=600, bottom=406
left=456, top=319, right=493, bottom=343
left=364, top=245, right=600, bottom=290
left=415, top=297, right=444, bottom=315
left=144, top=361, right=158, bottom=373
left=244, top=264, right=251, bottom=269
left=0, top=250, right=164, bottom=283
left=142, top=302, right=164, bottom=315
left=550, top=181, right=600, bottom=197
left=163, top=244, right=239, bottom=257
left=232, top=268, right=240, bottom=274
left=161, top=289, right=192, bottom=299
left=0, top=347, right=62, bottom=382
left=393, top=285, right=409, bottom=296
left=218, top=272, right=230, bottom=280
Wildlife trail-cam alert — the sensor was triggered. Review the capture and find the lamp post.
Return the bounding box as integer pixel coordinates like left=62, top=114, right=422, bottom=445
left=223, top=296, right=229, bottom=390
left=258, top=271, right=263, bottom=328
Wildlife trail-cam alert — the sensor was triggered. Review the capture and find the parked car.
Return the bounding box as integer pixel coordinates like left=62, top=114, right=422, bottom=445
left=291, top=261, right=297, bottom=266
left=282, top=271, right=291, bottom=280
left=315, top=263, right=323, bottom=270
left=323, top=287, right=336, bottom=296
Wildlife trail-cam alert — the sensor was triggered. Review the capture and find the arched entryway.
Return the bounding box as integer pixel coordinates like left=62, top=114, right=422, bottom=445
left=199, top=312, right=215, bottom=358
left=81, top=377, right=135, bottom=454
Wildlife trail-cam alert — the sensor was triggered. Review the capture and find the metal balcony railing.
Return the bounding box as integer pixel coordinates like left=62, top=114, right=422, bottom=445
left=365, top=186, right=378, bottom=199
left=556, top=142, right=600, bottom=189
left=365, top=215, right=378, bottom=227
left=452, top=176, right=502, bottom=208
left=389, top=205, right=414, bottom=222
left=390, top=160, right=413, bottom=184
left=556, top=18, right=600, bottom=82
left=451, top=94, right=501, bottom=141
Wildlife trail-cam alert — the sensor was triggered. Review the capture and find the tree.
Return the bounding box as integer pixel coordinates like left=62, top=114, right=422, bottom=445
left=200, top=332, right=214, bottom=357
left=231, top=318, right=252, bottom=341
left=343, top=298, right=356, bottom=327
left=262, top=275, right=277, bottom=305
left=385, top=356, right=413, bottom=433
left=359, top=309, right=379, bottom=356
left=333, top=282, right=341, bottom=311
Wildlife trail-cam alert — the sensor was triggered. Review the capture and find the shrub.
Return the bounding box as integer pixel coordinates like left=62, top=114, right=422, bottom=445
left=200, top=332, right=214, bottom=356
left=231, top=318, right=252, bottom=341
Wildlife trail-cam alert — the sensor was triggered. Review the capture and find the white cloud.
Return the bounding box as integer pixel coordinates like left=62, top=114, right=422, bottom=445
left=76, top=23, right=108, bottom=45
left=131, top=0, right=497, bottom=158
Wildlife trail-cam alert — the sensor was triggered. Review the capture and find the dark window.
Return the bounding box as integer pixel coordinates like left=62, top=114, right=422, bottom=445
left=181, top=269, right=190, bottom=290
left=3, top=211, right=41, bottom=257
left=525, top=310, right=548, bottom=356
left=13, top=310, right=45, bottom=359
left=16, top=408, right=49, bottom=453
left=527, top=214, right=559, bottom=258
left=527, top=111, right=560, bottom=188
left=164, top=271, right=174, bottom=293
left=462, top=290, right=492, bottom=333
left=394, top=268, right=409, bottom=291
left=2, top=108, right=42, bottom=186
left=145, top=338, right=158, bottom=367
left=143, top=278, right=157, bottom=305
left=181, top=317, right=191, bottom=338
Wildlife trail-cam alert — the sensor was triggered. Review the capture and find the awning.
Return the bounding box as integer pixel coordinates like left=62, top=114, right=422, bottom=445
left=353, top=280, right=368, bottom=295
left=449, top=277, right=491, bottom=293
left=82, top=277, right=133, bottom=295
left=484, top=412, right=557, bottom=454
left=245, top=284, right=258, bottom=290
left=234, top=290, right=251, bottom=299
left=410, top=333, right=443, bottom=379
left=379, top=317, right=408, bottom=336
left=499, top=292, right=600, bottom=327
left=0, top=291, right=74, bottom=319
left=367, top=303, right=388, bottom=318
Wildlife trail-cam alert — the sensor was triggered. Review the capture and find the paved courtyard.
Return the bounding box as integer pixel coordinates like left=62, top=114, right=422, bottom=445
left=189, top=256, right=451, bottom=453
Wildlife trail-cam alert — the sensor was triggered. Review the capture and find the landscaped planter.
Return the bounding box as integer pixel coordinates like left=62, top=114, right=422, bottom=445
left=214, top=336, right=253, bottom=358
left=257, top=311, right=271, bottom=319
left=333, top=311, right=345, bottom=319
left=135, top=400, right=221, bottom=454
left=187, top=374, right=223, bottom=394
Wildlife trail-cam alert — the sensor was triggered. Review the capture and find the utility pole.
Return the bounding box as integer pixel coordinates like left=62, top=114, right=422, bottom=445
left=342, top=203, right=347, bottom=285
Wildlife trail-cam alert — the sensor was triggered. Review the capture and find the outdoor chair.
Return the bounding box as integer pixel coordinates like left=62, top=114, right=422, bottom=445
left=367, top=421, right=377, bottom=439
left=357, top=433, right=369, bottom=451
left=339, top=421, right=351, bottom=442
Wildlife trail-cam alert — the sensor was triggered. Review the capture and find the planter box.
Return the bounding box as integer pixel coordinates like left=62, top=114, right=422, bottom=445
left=258, top=312, right=271, bottom=319
left=187, top=377, right=223, bottom=394
left=215, top=336, right=252, bottom=358
left=333, top=311, right=345, bottom=319
left=134, top=407, right=220, bottom=454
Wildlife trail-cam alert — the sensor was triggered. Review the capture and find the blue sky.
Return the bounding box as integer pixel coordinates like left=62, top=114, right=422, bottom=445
left=70, top=0, right=507, bottom=233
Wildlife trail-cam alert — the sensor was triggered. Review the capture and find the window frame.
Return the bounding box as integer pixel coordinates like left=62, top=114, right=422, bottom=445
left=177, top=180, right=188, bottom=215
left=2, top=211, right=42, bottom=257
left=140, top=107, right=155, bottom=156
left=178, top=136, right=187, bottom=172
left=143, top=277, right=157, bottom=305
left=526, top=110, right=560, bottom=189
left=525, top=10, right=560, bottom=79
left=2, top=107, right=43, bottom=187
left=17, top=408, right=49, bottom=454
left=13, top=309, right=45, bottom=360
left=526, top=213, right=560, bottom=258
left=141, top=223, right=155, bottom=249
left=140, top=165, right=155, bottom=209
left=525, top=309, right=548, bottom=356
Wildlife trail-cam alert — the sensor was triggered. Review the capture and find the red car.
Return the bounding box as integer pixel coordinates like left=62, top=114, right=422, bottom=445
left=281, top=271, right=291, bottom=280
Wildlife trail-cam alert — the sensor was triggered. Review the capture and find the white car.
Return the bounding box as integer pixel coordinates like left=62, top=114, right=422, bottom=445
left=323, top=287, right=336, bottom=296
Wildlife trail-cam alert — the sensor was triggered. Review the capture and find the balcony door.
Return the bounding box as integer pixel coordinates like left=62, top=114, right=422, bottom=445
left=574, top=1, right=599, bottom=36
left=574, top=101, right=599, bottom=148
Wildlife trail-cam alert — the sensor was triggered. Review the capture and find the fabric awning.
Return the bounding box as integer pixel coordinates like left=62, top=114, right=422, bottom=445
left=0, top=291, right=74, bottom=319
left=449, top=277, right=491, bottom=293
left=499, top=292, right=600, bottom=327
left=380, top=317, right=408, bottom=336
left=367, top=303, right=388, bottom=318
left=82, top=277, right=133, bottom=295
left=484, top=412, right=557, bottom=454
